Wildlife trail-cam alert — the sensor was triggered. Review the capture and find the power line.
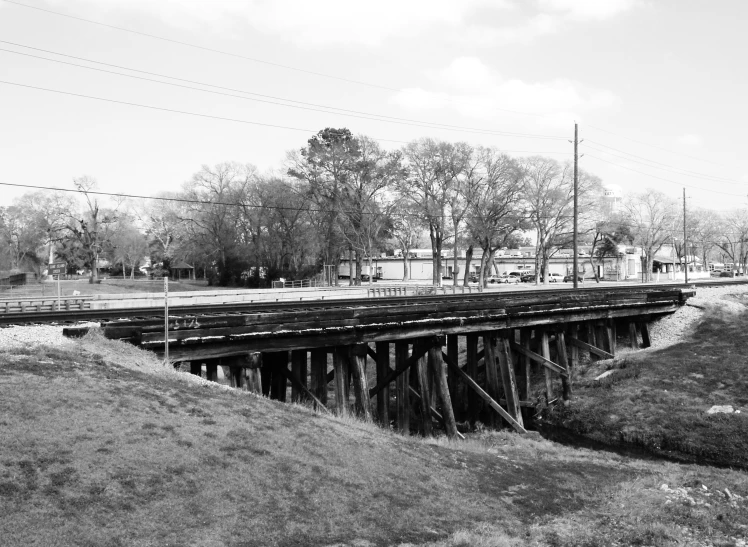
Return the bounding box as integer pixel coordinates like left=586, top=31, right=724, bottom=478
left=585, top=154, right=745, bottom=197
left=0, top=0, right=553, bottom=121
left=586, top=139, right=743, bottom=185
left=0, top=43, right=566, bottom=141
left=585, top=123, right=721, bottom=166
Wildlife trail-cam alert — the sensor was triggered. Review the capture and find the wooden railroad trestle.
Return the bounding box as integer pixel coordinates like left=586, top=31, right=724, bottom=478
left=79, top=287, right=691, bottom=439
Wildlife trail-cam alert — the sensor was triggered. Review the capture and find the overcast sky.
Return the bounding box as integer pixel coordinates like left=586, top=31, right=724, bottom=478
left=1, top=0, right=746, bottom=212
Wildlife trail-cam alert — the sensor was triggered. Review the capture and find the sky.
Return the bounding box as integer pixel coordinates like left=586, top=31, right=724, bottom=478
left=0, top=0, right=746, bottom=213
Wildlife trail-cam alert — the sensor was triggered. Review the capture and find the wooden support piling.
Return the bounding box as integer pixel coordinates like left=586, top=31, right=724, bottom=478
left=375, top=341, right=391, bottom=426
left=291, top=349, right=308, bottom=403
left=568, top=323, right=579, bottom=372
left=520, top=329, right=531, bottom=401
left=395, top=341, right=410, bottom=435
left=640, top=321, right=651, bottom=348
left=555, top=330, right=572, bottom=403
left=205, top=362, right=218, bottom=382
left=540, top=330, right=554, bottom=403
left=333, top=347, right=350, bottom=416
left=466, top=334, right=479, bottom=425
left=447, top=334, right=459, bottom=410
left=428, top=339, right=458, bottom=439
left=189, top=362, right=202, bottom=377
left=245, top=353, right=262, bottom=394
left=496, top=333, right=523, bottom=427
left=444, top=353, right=526, bottom=434
left=310, top=348, right=328, bottom=408
left=414, top=340, right=433, bottom=436
left=483, top=333, right=504, bottom=428
left=349, top=344, right=373, bottom=422
left=586, top=322, right=599, bottom=361
left=628, top=321, right=639, bottom=349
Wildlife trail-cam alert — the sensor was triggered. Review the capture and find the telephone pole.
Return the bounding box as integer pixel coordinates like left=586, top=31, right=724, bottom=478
left=683, top=188, right=688, bottom=283
left=572, top=123, right=579, bottom=289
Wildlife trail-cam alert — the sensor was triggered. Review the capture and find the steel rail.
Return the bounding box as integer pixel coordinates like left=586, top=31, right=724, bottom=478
left=0, top=283, right=704, bottom=327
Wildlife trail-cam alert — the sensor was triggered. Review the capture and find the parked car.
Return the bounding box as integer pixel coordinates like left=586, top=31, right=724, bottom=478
left=487, top=275, right=500, bottom=284
left=500, top=272, right=522, bottom=283
left=542, top=273, right=563, bottom=282
left=468, top=274, right=479, bottom=283
left=520, top=272, right=536, bottom=282
left=360, top=274, right=379, bottom=282
left=563, top=274, right=585, bottom=283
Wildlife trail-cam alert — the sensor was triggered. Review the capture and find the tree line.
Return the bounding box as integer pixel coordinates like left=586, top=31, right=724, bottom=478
left=0, top=127, right=742, bottom=285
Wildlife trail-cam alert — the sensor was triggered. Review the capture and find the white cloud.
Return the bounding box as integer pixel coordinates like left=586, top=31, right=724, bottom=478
left=391, top=57, right=619, bottom=123
left=677, top=134, right=703, bottom=146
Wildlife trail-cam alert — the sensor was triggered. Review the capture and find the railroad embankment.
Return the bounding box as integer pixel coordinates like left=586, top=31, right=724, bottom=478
left=544, top=285, right=748, bottom=470
left=2, top=326, right=748, bottom=545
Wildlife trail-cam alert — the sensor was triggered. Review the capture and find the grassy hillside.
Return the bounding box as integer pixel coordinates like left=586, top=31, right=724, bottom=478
left=548, top=297, right=748, bottom=470
left=2, top=333, right=748, bottom=546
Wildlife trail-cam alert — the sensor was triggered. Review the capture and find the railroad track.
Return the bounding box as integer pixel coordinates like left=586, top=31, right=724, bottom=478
left=0, top=283, right=705, bottom=327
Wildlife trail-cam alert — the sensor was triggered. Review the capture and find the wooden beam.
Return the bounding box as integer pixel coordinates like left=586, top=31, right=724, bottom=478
left=483, top=333, right=503, bottom=429
left=568, top=337, right=614, bottom=360
left=310, top=348, right=328, bottom=408
left=555, top=330, right=572, bottom=402
left=568, top=324, right=579, bottom=373
left=395, top=341, right=410, bottom=435
left=375, top=341, right=390, bottom=427
left=628, top=321, right=638, bottom=350
left=349, top=345, right=373, bottom=422
left=275, top=361, right=330, bottom=414
left=428, top=341, right=458, bottom=439
left=496, top=334, right=523, bottom=427
left=540, top=331, right=554, bottom=403
left=414, top=341, right=433, bottom=436
left=520, top=329, right=532, bottom=401
left=447, top=334, right=459, bottom=411
left=444, top=352, right=527, bottom=434
left=291, top=349, right=307, bottom=403
left=509, top=341, right=569, bottom=377
left=408, top=386, right=465, bottom=440
left=333, top=347, right=350, bottom=416
left=466, top=334, right=479, bottom=424
left=640, top=321, right=651, bottom=348
left=368, top=343, right=430, bottom=399
left=366, top=345, right=377, bottom=362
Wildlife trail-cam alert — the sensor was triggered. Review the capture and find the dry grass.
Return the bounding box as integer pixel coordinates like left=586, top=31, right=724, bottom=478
left=1, top=333, right=748, bottom=546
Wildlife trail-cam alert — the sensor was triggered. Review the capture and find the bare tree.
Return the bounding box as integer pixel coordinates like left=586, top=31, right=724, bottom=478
left=623, top=189, right=679, bottom=281
left=401, top=138, right=469, bottom=286
left=464, top=148, right=526, bottom=288
left=717, top=208, right=748, bottom=276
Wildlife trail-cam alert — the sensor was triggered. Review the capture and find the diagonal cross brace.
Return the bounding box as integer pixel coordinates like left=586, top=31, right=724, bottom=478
left=568, top=337, right=614, bottom=360
left=510, top=341, right=569, bottom=377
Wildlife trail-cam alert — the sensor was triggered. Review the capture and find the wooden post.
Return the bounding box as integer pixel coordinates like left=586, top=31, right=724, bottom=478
left=497, top=333, right=523, bottom=427
left=555, top=330, right=572, bottom=403
left=466, top=334, right=479, bottom=425
left=205, top=362, right=218, bottom=382
left=628, top=321, right=639, bottom=349
left=568, top=324, right=579, bottom=372
left=291, top=349, right=307, bottom=403
left=310, top=348, right=328, bottom=407
left=606, top=320, right=616, bottom=357
left=483, top=333, right=503, bottom=428
left=640, top=321, right=651, bottom=348
left=586, top=322, right=599, bottom=362
left=520, top=329, right=532, bottom=401
left=415, top=340, right=433, bottom=436
left=260, top=353, right=272, bottom=397
left=246, top=353, right=262, bottom=394
left=349, top=344, right=373, bottom=422
left=540, top=330, right=554, bottom=403
left=333, top=347, right=350, bottom=416
left=447, top=334, right=459, bottom=415
left=375, top=341, right=390, bottom=427
left=189, top=362, right=202, bottom=377
left=428, top=338, right=458, bottom=439
left=395, top=341, right=410, bottom=435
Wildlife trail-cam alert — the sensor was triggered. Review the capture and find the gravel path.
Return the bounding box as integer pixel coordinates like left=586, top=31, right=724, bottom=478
left=0, top=285, right=745, bottom=352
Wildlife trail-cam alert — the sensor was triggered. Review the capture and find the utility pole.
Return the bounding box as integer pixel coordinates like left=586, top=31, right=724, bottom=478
left=683, top=188, right=688, bottom=283
left=572, top=123, right=579, bottom=289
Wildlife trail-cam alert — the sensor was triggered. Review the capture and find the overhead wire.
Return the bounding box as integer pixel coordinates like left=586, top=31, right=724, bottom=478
left=0, top=40, right=566, bottom=141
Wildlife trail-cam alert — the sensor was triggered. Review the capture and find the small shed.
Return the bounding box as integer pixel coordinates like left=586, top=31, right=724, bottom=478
left=170, top=261, right=195, bottom=280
